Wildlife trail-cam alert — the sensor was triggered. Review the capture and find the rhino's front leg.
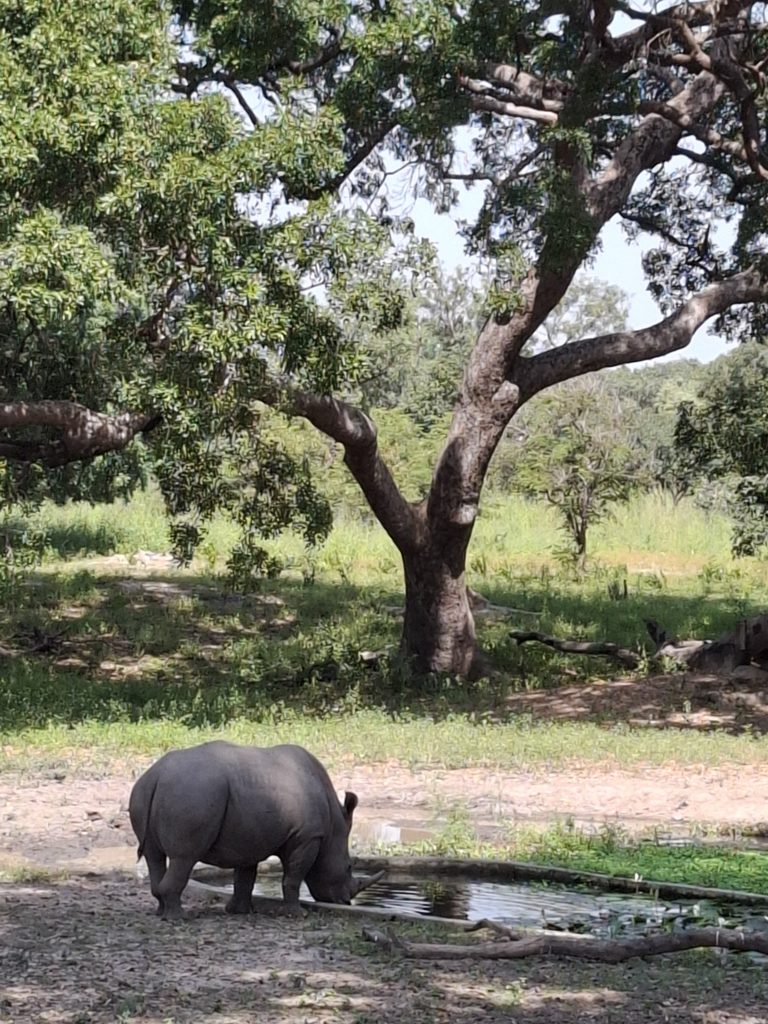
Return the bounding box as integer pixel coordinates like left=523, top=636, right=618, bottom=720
left=280, top=840, right=320, bottom=915
left=226, top=865, right=257, bottom=914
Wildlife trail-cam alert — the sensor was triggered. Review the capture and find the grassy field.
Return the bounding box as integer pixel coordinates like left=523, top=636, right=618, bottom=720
left=25, top=485, right=739, bottom=575
left=1, top=486, right=767, bottom=773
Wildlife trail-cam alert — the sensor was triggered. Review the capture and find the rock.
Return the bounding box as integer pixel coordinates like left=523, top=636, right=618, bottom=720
left=729, top=664, right=768, bottom=684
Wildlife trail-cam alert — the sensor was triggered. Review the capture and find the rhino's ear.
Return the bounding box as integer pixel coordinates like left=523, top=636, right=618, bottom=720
left=342, top=790, right=358, bottom=823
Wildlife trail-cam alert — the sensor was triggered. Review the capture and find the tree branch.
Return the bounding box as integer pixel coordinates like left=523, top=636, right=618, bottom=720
left=270, top=388, right=421, bottom=552
left=466, top=93, right=560, bottom=125
left=672, top=144, right=740, bottom=178
left=427, top=60, right=736, bottom=540
left=219, top=77, right=261, bottom=127
left=479, top=62, right=567, bottom=111
left=303, top=121, right=395, bottom=199
left=285, top=39, right=343, bottom=75
left=588, top=70, right=728, bottom=220
left=509, top=630, right=641, bottom=668
left=363, top=923, right=768, bottom=962
left=619, top=210, right=716, bottom=274
left=0, top=402, right=159, bottom=468
left=519, top=267, right=768, bottom=396
left=670, top=23, right=768, bottom=179
left=460, top=74, right=560, bottom=124
left=638, top=98, right=751, bottom=167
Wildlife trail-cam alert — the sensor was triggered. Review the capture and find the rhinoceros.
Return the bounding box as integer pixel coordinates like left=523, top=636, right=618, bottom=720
left=129, top=740, right=381, bottom=919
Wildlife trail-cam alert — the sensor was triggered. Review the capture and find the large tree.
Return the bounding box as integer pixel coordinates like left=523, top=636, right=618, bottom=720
left=2, top=0, right=768, bottom=676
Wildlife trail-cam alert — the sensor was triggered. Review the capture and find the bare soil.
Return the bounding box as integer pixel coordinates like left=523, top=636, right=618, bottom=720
left=1, top=876, right=767, bottom=1024
left=503, top=669, right=768, bottom=735
left=2, top=673, right=768, bottom=1022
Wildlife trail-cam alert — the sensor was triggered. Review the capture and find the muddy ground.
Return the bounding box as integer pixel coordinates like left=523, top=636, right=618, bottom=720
left=3, top=674, right=768, bottom=1022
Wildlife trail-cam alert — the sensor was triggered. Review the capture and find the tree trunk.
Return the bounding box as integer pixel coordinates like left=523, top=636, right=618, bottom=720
left=401, top=545, right=480, bottom=677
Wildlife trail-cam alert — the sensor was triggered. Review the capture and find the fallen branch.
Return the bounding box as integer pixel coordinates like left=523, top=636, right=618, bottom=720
left=361, top=922, right=768, bottom=961
left=0, top=625, right=71, bottom=658
left=509, top=630, right=641, bottom=668
left=510, top=613, right=768, bottom=676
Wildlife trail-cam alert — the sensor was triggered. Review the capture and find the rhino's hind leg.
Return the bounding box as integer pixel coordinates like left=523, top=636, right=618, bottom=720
left=143, top=843, right=168, bottom=917
left=226, top=865, right=257, bottom=914
left=156, top=856, right=196, bottom=921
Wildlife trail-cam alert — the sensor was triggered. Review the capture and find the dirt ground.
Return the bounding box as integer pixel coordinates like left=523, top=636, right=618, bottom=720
left=3, top=673, right=768, bottom=1022
left=2, top=875, right=767, bottom=1024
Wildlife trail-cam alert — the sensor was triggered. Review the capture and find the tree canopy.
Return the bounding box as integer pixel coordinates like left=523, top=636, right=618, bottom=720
left=2, top=0, right=768, bottom=673
left=676, top=342, right=768, bottom=555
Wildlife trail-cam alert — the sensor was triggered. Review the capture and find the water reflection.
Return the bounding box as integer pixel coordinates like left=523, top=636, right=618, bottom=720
left=352, top=876, right=692, bottom=938
left=194, top=870, right=720, bottom=940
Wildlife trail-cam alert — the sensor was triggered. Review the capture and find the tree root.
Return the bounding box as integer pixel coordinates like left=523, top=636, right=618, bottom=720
left=361, top=920, right=768, bottom=962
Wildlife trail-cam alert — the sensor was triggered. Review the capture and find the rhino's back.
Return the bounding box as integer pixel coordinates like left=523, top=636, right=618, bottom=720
left=138, top=741, right=339, bottom=868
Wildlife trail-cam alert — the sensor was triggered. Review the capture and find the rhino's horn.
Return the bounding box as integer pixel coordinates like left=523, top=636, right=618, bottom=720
left=350, top=869, right=386, bottom=897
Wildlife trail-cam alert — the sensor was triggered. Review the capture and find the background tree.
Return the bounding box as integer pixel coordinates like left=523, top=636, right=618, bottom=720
left=512, top=378, right=648, bottom=568
left=1, top=0, right=768, bottom=676
left=526, top=276, right=629, bottom=353
left=675, top=342, right=768, bottom=555
left=610, top=360, right=710, bottom=502
left=352, top=266, right=487, bottom=429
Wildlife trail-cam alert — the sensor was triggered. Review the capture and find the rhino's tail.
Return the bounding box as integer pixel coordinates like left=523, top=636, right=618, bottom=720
left=133, top=774, right=158, bottom=861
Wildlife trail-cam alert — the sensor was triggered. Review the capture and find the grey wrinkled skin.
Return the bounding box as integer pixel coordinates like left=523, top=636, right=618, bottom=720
left=129, top=741, right=362, bottom=920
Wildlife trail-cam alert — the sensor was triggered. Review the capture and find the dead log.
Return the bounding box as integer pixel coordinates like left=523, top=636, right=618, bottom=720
left=510, top=613, right=768, bottom=676
left=361, top=922, right=768, bottom=962
left=509, top=631, right=642, bottom=668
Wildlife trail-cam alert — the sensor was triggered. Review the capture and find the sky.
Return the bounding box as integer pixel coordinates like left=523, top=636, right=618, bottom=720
left=406, top=189, right=731, bottom=366
left=391, top=0, right=736, bottom=368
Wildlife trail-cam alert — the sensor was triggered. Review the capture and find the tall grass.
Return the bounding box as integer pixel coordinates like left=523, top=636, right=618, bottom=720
left=29, top=487, right=748, bottom=579
left=32, top=487, right=171, bottom=558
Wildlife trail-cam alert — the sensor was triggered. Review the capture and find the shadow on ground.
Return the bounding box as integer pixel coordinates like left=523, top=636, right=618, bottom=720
left=1, top=876, right=766, bottom=1024
left=0, top=560, right=766, bottom=734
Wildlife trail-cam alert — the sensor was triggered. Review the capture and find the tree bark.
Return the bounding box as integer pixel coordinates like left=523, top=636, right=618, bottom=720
left=279, top=387, right=488, bottom=676
left=401, top=543, right=480, bottom=677
left=0, top=402, right=160, bottom=467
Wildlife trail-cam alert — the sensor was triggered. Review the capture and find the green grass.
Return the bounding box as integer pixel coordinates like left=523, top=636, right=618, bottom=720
left=21, top=486, right=748, bottom=574
left=0, top=864, right=70, bottom=884
left=388, top=814, right=768, bottom=895
left=7, top=710, right=768, bottom=774
left=1, top=486, right=768, bottom=772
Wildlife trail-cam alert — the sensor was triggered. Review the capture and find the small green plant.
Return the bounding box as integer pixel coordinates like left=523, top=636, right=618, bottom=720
left=0, top=518, right=46, bottom=598
left=199, top=539, right=219, bottom=572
